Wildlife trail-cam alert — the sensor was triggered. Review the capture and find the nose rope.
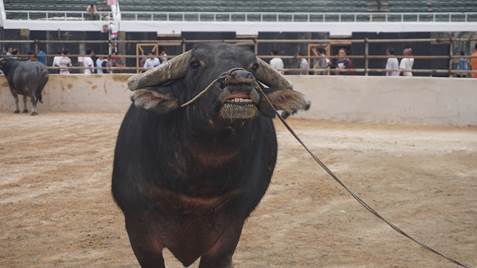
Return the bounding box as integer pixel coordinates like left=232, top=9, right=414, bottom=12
left=179, top=67, right=249, bottom=108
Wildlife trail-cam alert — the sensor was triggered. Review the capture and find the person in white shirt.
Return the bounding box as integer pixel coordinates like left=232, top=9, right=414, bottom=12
left=83, top=49, right=95, bottom=74
left=143, top=53, right=161, bottom=70
left=385, top=48, right=400, bottom=76
left=269, top=50, right=285, bottom=74
left=297, top=52, right=309, bottom=75
left=400, top=48, right=414, bottom=77
left=52, top=51, right=62, bottom=73
left=57, top=50, right=72, bottom=74
left=96, top=56, right=104, bottom=74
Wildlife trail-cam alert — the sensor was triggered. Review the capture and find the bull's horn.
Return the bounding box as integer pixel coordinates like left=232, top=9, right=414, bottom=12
left=255, top=57, right=293, bottom=90
left=128, top=50, right=192, bottom=91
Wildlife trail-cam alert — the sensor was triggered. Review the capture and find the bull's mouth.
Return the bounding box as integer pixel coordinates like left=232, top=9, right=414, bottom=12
left=219, top=87, right=259, bottom=120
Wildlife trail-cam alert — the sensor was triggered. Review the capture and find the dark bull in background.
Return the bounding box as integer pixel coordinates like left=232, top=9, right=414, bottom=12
left=0, top=57, right=49, bottom=115
left=112, top=43, right=310, bottom=268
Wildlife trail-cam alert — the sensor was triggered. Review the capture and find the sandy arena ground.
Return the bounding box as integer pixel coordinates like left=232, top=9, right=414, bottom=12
left=0, top=113, right=476, bottom=268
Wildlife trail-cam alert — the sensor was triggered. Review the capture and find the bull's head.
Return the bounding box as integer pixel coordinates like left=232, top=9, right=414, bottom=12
left=128, top=43, right=309, bottom=128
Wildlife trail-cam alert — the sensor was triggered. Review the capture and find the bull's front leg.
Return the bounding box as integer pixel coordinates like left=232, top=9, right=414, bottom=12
left=125, top=216, right=166, bottom=268
left=22, top=95, right=29, bottom=113
left=199, top=222, right=244, bottom=268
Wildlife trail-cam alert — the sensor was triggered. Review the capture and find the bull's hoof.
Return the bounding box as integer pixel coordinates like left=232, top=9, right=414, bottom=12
left=30, top=112, right=38, bottom=116
left=22, top=109, right=29, bottom=113
left=13, top=110, right=20, bottom=114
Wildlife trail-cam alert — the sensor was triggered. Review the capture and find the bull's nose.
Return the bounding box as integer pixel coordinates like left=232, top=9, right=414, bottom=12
left=225, top=69, right=254, bottom=86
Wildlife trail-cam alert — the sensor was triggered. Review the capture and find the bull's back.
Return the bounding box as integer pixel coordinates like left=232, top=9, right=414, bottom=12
left=10, top=61, right=48, bottom=95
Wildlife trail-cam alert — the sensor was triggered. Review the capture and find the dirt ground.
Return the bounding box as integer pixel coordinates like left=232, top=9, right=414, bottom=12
left=0, top=112, right=476, bottom=268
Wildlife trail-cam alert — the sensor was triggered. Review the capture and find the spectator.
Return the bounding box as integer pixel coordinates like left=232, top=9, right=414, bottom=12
left=297, top=52, right=309, bottom=75
left=83, top=49, right=95, bottom=74
left=456, top=51, right=470, bottom=78
left=58, top=50, right=72, bottom=74
left=159, top=51, right=168, bottom=65
left=27, top=51, right=36, bottom=61
left=312, top=47, right=329, bottom=75
left=10, top=48, right=18, bottom=59
left=143, top=52, right=160, bottom=70
left=86, top=3, right=98, bottom=20
left=471, top=44, right=477, bottom=79
left=52, top=50, right=62, bottom=73
left=102, top=56, right=112, bottom=73
left=5, top=48, right=13, bottom=56
left=385, top=48, right=400, bottom=76
left=37, top=49, right=46, bottom=65
left=269, top=50, right=285, bottom=74
left=96, top=56, right=105, bottom=74
left=334, top=48, right=350, bottom=75
left=111, top=52, right=125, bottom=73
left=400, top=48, right=414, bottom=77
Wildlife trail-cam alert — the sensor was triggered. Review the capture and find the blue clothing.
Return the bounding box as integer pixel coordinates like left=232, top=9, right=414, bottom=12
left=37, top=50, right=46, bottom=65
left=457, top=58, right=469, bottom=70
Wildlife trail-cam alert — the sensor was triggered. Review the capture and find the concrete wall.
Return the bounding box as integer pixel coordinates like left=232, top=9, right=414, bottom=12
left=1, top=74, right=476, bottom=126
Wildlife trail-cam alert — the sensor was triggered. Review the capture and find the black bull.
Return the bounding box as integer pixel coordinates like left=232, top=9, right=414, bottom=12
left=112, top=43, right=310, bottom=267
left=0, top=57, right=49, bottom=115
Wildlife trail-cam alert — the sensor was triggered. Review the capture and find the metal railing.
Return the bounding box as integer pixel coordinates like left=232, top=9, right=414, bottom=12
left=5, top=10, right=477, bottom=23
left=1, top=38, right=477, bottom=77
left=5, top=10, right=112, bottom=21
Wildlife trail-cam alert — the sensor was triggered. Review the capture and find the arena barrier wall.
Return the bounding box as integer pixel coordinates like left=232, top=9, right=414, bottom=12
left=1, top=75, right=476, bottom=126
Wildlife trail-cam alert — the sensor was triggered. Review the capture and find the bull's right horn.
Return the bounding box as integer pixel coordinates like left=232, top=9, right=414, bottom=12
left=128, top=50, right=192, bottom=91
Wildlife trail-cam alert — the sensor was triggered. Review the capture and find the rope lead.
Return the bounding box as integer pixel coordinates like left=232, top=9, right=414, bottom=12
left=255, top=85, right=472, bottom=268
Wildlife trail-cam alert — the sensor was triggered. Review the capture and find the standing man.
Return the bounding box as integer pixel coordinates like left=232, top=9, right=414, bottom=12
left=334, top=48, right=350, bottom=75
left=96, top=56, right=105, bottom=74
left=400, top=48, right=414, bottom=77
left=385, top=48, right=400, bottom=76
left=143, top=52, right=160, bottom=70
left=83, top=49, right=95, bottom=74
left=58, top=49, right=72, bottom=74
left=471, top=44, right=477, bottom=78
left=269, top=50, right=285, bottom=74
left=297, top=52, right=309, bottom=75
left=37, top=49, right=47, bottom=65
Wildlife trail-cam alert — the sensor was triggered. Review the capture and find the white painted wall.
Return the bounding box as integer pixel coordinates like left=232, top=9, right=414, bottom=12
left=1, top=74, right=476, bottom=126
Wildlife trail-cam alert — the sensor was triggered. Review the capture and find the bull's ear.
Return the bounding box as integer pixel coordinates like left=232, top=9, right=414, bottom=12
left=131, top=86, right=179, bottom=114
left=259, top=89, right=310, bottom=118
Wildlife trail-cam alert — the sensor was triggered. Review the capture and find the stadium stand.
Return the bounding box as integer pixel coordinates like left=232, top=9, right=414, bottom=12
left=3, top=0, right=477, bottom=13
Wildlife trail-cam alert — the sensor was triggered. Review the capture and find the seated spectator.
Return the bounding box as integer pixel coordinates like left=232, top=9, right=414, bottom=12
left=58, top=50, right=72, bottom=74
left=334, top=48, right=350, bottom=75
left=456, top=51, right=470, bottom=78
left=471, top=44, right=477, bottom=79
left=86, top=3, right=98, bottom=20
left=269, top=50, right=285, bottom=74
left=143, top=53, right=160, bottom=70
left=385, top=48, right=400, bottom=76
left=400, top=48, right=414, bottom=77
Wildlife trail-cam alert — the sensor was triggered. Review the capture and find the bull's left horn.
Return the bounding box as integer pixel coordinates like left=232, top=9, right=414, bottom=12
left=128, top=50, right=192, bottom=91
left=255, top=57, right=293, bottom=90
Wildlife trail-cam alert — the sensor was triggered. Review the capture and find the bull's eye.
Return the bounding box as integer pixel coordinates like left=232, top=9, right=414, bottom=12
left=250, top=62, right=259, bottom=72
left=190, top=60, right=201, bottom=69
